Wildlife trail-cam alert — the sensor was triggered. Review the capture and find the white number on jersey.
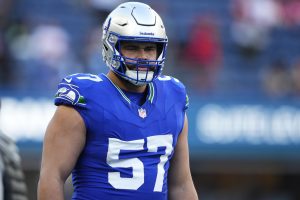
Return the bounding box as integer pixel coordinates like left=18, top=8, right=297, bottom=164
left=147, top=135, right=173, bottom=192
left=76, top=74, right=102, bottom=82
left=107, top=138, right=144, bottom=190
left=106, top=134, right=174, bottom=191
left=158, top=76, right=180, bottom=83
left=158, top=76, right=172, bottom=81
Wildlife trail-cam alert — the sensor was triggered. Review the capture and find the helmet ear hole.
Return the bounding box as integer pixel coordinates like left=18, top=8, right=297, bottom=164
left=115, top=42, right=120, bottom=52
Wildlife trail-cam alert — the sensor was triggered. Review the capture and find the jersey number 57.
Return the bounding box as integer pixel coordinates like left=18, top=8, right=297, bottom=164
left=106, top=134, right=173, bottom=192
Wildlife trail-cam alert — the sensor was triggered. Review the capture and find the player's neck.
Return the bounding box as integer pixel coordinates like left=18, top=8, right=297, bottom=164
left=107, top=71, right=147, bottom=93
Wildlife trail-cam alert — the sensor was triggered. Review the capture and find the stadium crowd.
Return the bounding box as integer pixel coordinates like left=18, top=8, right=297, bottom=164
left=1, top=0, right=300, bottom=99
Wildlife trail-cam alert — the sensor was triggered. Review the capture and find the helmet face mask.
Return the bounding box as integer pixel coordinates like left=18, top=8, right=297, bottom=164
left=102, top=2, right=168, bottom=86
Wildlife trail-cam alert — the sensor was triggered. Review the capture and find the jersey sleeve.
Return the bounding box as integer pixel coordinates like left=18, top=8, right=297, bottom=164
left=54, top=73, right=104, bottom=132
left=169, top=76, right=189, bottom=112
left=54, top=74, right=87, bottom=108
left=160, top=76, right=188, bottom=136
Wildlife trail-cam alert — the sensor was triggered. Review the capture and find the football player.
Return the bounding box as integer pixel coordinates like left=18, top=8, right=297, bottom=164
left=38, top=2, right=198, bottom=200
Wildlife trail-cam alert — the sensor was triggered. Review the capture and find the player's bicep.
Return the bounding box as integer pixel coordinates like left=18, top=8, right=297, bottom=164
left=40, top=105, right=86, bottom=181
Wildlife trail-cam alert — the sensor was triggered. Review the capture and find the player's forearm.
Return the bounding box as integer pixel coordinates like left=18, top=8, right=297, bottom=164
left=37, top=177, right=65, bottom=200
left=168, top=179, right=198, bottom=200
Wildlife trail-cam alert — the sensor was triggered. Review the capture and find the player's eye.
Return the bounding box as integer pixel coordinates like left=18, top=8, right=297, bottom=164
left=144, top=46, right=157, bottom=52
left=123, top=45, right=139, bottom=51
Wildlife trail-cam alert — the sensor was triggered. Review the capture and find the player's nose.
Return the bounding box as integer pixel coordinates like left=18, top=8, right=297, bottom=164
left=137, top=49, right=149, bottom=60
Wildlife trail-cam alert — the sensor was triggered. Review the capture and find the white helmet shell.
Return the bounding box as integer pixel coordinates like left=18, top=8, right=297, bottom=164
left=102, top=2, right=168, bottom=85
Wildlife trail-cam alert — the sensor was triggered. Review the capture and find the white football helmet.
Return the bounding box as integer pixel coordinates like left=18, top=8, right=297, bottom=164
left=102, top=2, right=168, bottom=85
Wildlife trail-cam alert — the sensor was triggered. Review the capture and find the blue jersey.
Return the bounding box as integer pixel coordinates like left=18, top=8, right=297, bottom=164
left=54, top=73, right=188, bottom=200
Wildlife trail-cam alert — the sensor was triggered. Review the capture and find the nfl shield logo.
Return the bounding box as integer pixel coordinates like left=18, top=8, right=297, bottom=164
left=138, top=108, right=147, bottom=119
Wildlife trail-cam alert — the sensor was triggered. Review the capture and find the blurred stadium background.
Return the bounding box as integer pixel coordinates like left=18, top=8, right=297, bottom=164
left=1, top=0, right=300, bottom=199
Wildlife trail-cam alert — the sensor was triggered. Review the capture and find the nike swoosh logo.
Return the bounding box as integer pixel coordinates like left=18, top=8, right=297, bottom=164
left=64, top=77, right=72, bottom=83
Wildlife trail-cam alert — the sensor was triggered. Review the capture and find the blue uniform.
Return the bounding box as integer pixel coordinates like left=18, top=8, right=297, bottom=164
left=54, top=73, right=188, bottom=200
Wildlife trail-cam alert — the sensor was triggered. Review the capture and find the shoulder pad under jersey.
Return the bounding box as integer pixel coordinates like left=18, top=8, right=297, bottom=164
left=54, top=73, right=103, bottom=107
left=156, top=75, right=189, bottom=110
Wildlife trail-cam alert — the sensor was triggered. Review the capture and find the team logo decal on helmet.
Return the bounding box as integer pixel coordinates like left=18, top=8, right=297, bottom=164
left=102, top=2, right=168, bottom=85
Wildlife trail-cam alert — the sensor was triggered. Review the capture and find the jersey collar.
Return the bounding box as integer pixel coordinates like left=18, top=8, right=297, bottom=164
left=103, top=74, right=155, bottom=105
